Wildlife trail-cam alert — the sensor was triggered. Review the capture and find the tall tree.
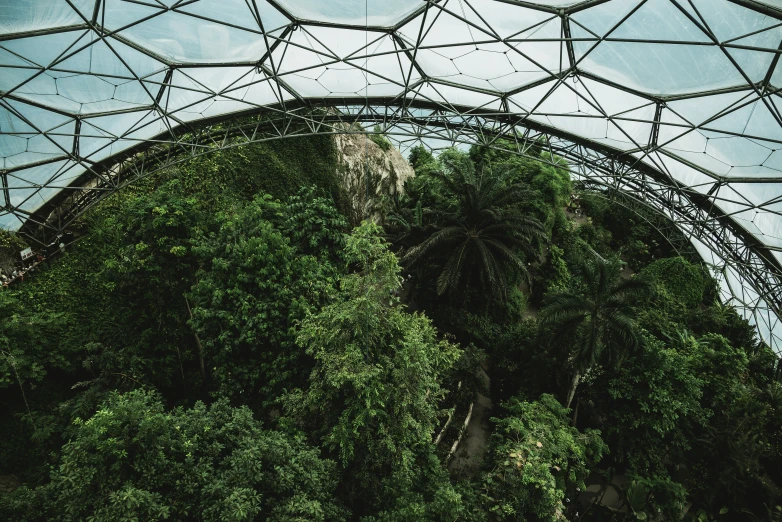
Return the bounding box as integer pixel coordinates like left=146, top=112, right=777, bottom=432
left=402, top=151, right=545, bottom=302
left=594, top=332, right=708, bottom=473
left=286, top=223, right=463, bottom=519
left=539, top=253, right=648, bottom=408
left=0, top=291, right=65, bottom=416
left=188, top=193, right=344, bottom=410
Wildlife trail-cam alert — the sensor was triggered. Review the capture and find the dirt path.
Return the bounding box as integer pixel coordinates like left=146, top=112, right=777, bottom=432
left=619, top=256, right=635, bottom=280
left=448, top=206, right=589, bottom=478
left=576, top=473, right=629, bottom=516
left=449, top=368, right=492, bottom=477
left=567, top=209, right=589, bottom=227
left=0, top=474, right=20, bottom=494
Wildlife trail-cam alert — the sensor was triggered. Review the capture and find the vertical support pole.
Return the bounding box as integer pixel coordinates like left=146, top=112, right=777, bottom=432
left=0, top=170, right=9, bottom=212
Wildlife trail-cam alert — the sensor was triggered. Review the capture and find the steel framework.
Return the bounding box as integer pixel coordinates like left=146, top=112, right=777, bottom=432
left=1, top=0, right=781, bottom=350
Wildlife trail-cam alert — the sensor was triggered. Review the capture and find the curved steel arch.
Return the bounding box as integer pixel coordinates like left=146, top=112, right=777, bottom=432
left=9, top=100, right=780, bottom=352
left=1, top=0, right=782, bottom=350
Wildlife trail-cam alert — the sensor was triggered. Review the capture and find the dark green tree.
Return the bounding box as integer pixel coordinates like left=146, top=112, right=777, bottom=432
left=539, top=253, right=648, bottom=408
left=469, top=143, right=572, bottom=227
left=638, top=256, right=707, bottom=312
left=286, top=222, right=463, bottom=520
left=595, top=332, right=708, bottom=473
left=684, top=334, right=777, bottom=519
left=94, top=179, right=214, bottom=394
left=189, top=194, right=343, bottom=410
left=386, top=198, right=430, bottom=250
left=0, top=292, right=65, bottom=415
left=0, top=289, right=68, bottom=479
left=402, top=151, right=545, bottom=301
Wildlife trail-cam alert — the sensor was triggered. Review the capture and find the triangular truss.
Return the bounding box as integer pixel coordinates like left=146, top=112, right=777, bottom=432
left=1, top=0, right=781, bottom=352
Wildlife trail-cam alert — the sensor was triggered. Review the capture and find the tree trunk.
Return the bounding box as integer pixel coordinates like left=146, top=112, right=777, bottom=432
left=175, top=345, right=186, bottom=394
left=184, top=297, right=207, bottom=384
left=4, top=351, right=30, bottom=416
left=572, top=397, right=580, bottom=426
left=565, top=370, right=581, bottom=409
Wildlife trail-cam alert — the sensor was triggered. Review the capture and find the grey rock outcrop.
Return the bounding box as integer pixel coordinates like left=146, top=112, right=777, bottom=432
left=334, top=132, right=415, bottom=226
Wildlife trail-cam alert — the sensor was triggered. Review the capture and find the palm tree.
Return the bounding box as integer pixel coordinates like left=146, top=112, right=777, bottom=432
left=539, top=252, right=648, bottom=409
left=401, top=156, right=546, bottom=301
left=663, top=327, right=702, bottom=352
left=386, top=199, right=435, bottom=251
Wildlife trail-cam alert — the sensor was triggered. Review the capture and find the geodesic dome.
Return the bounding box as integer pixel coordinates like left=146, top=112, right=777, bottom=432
left=0, top=0, right=781, bottom=352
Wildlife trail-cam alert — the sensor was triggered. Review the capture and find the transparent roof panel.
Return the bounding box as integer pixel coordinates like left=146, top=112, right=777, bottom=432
left=1, top=0, right=781, bottom=352
left=691, top=0, right=782, bottom=42
left=398, top=2, right=564, bottom=92
left=273, top=0, right=424, bottom=27
left=120, top=17, right=268, bottom=63
left=460, top=1, right=559, bottom=40
left=0, top=0, right=93, bottom=34
left=176, top=0, right=289, bottom=34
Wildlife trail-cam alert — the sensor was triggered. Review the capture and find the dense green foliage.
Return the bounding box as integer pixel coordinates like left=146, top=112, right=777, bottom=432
left=391, top=143, right=780, bottom=521
left=640, top=256, right=707, bottom=310
left=478, top=394, right=607, bottom=521
left=0, top=228, right=29, bottom=271
left=539, top=253, right=649, bottom=408
left=0, top=228, right=27, bottom=251
left=401, top=151, right=546, bottom=301
left=173, top=134, right=345, bottom=210
left=369, top=126, right=393, bottom=152
left=469, top=144, right=572, bottom=230
left=597, top=333, right=708, bottom=473
left=287, top=223, right=462, bottom=520
left=189, top=192, right=346, bottom=408
left=3, top=390, right=345, bottom=522
left=0, top=134, right=779, bottom=522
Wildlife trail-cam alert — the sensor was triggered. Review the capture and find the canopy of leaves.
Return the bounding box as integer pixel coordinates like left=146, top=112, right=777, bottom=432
left=539, top=254, right=648, bottom=374
left=594, top=332, right=708, bottom=473
left=189, top=192, right=346, bottom=409
left=1, top=389, right=346, bottom=522
left=469, top=143, right=571, bottom=227
left=402, top=150, right=546, bottom=302
left=0, top=137, right=348, bottom=486
left=479, top=394, right=607, bottom=522
left=286, top=222, right=463, bottom=520
left=639, top=256, right=707, bottom=310
left=2, top=132, right=780, bottom=522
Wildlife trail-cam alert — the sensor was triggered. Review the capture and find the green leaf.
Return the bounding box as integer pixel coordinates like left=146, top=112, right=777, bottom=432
left=626, top=481, right=648, bottom=513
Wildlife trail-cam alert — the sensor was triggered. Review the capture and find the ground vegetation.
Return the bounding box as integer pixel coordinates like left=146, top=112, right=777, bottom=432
left=0, top=136, right=779, bottom=522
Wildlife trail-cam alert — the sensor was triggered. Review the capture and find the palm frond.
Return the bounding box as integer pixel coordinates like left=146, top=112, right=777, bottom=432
left=402, top=226, right=464, bottom=266
left=437, top=243, right=468, bottom=295
left=609, top=276, right=651, bottom=301
left=604, top=312, right=641, bottom=354
left=539, top=294, right=593, bottom=325
left=482, top=239, right=524, bottom=268
left=548, top=313, right=589, bottom=348
left=473, top=238, right=503, bottom=288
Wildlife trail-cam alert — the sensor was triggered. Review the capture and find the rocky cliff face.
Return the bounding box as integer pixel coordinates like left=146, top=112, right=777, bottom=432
left=37, top=131, right=415, bottom=234
left=333, top=132, right=415, bottom=226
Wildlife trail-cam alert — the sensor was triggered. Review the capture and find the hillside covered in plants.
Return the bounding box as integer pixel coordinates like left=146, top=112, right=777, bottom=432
left=0, top=136, right=780, bottom=522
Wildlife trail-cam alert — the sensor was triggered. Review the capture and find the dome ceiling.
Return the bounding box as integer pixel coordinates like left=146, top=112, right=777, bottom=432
left=0, top=0, right=781, bottom=351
